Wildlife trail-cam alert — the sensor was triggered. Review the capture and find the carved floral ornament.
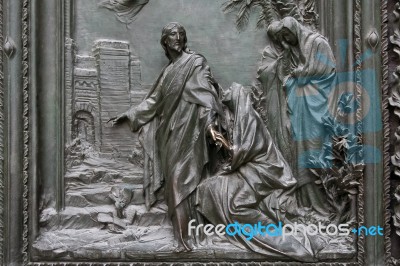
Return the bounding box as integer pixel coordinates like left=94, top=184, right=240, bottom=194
left=0, top=0, right=398, bottom=265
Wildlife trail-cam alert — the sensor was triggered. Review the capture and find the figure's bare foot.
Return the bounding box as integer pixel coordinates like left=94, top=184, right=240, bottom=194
left=173, top=245, right=192, bottom=253
left=173, top=239, right=194, bottom=253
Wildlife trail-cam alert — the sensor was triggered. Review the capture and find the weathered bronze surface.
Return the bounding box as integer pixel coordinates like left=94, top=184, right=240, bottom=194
left=0, top=0, right=397, bottom=265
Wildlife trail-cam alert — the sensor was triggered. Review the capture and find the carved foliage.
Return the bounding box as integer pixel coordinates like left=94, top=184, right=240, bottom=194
left=390, top=1, right=400, bottom=263
left=301, top=0, right=318, bottom=30
left=222, top=0, right=318, bottom=30
left=308, top=113, right=364, bottom=225
left=394, top=186, right=400, bottom=237
left=390, top=1, right=400, bottom=208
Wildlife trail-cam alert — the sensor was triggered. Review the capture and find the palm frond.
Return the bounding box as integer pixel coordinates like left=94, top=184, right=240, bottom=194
left=222, top=0, right=247, bottom=13
left=223, top=0, right=281, bottom=30
left=256, top=0, right=279, bottom=29
left=275, top=0, right=302, bottom=21
left=236, top=3, right=252, bottom=31
left=256, top=12, right=266, bottom=29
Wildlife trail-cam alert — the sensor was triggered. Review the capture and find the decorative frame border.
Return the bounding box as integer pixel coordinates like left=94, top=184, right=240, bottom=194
left=381, top=0, right=392, bottom=265
left=354, top=0, right=366, bottom=264
left=0, top=0, right=4, bottom=263
left=388, top=0, right=400, bottom=265
left=22, top=0, right=30, bottom=264
left=0, top=0, right=394, bottom=264
left=31, top=262, right=358, bottom=266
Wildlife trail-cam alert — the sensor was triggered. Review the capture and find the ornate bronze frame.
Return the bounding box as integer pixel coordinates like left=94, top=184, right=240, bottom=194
left=0, top=0, right=398, bottom=265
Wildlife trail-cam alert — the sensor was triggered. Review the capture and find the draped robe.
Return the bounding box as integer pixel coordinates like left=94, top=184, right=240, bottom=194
left=125, top=52, right=223, bottom=217
left=196, top=83, right=319, bottom=262
left=282, top=17, right=337, bottom=184
left=281, top=17, right=337, bottom=214
left=255, top=44, right=296, bottom=172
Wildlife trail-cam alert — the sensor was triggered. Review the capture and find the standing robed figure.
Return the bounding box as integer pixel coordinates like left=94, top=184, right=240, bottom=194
left=109, top=22, right=225, bottom=252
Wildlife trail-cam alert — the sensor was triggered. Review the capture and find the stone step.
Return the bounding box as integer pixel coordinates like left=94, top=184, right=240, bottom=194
left=40, top=203, right=168, bottom=231
left=65, top=157, right=144, bottom=185
left=31, top=226, right=278, bottom=261
left=31, top=226, right=172, bottom=260
left=32, top=225, right=356, bottom=262
left=66, top=182, right=145, bottom=207
left=65, top=170, right=124, bottom=184
left=122, top=173, right=143, bottom=184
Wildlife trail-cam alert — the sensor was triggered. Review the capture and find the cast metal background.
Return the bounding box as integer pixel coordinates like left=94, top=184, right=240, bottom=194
left=0, top=0, right=396, bottom=265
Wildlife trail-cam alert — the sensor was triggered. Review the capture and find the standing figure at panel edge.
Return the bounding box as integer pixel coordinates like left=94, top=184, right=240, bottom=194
left=255, top=17, right=337, bottom=216
left=109, top=22, right=228, bottom=252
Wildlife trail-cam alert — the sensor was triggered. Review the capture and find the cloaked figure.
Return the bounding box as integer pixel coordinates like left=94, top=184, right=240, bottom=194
left=197, top=83, right=326, bottom=262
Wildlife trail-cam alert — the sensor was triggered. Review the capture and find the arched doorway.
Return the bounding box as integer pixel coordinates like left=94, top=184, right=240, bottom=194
left=72, top=110, right=95, bottom=145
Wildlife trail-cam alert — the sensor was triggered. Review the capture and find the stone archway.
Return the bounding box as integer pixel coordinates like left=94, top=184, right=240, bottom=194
left=73, top=110, right=95, bottom=145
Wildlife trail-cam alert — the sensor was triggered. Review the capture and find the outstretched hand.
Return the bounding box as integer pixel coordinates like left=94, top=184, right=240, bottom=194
left=107, top=113, right=128, bottom=126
